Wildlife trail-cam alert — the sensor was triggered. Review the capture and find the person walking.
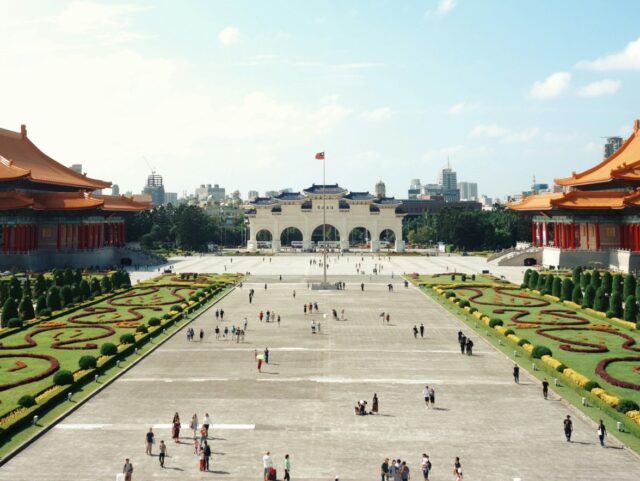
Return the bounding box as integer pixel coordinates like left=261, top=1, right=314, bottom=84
left=465, top=338, right=473, bottom=355
left=284, top=453, right=291, bottom=481
left=513, top=364, right=520, bottom=384
left=428, top=386, right=435, bottom=408
left=564, top=415, right=573, bottom=442
left=372, top=393, right=379, bottom=414
left=381, top=457, right=390, bottom=481
left=420, top=323, right=424, bottom=338
left=421, top=454, right=431, bottom=481
left=198, top=446, right=205, bottom=471
left=389, top=460, right=399, bottom=481
left=199, top=328, right=204, bottom=342
left=542, top=379, right=549, bottom=400
left=453, top=457, right=463, bottom=481
left=145, top=427, right=154, bottom=455
left=203, top=412, right=212, bottom=437
left=172, top=412, right=181, bottom=443
left=423, top=385, right=430, bottom=408
left=597, top=419, right=606, bottom=446
left=264, top=347, right=270, bottom=364
left=158, top=440, right=167, bottom=468
left=257, top=354, right=263, bottom=372
left=413, top=326, right=418, bottom=338
left=263, top=451, right=273, bottom=481
left=123, top=458, right=134, bottom=481
left=203, top=441, right=212, bottom=470
left=190, top=414, right=199, bottom=437
left=400, top=460, right=410, bottom=481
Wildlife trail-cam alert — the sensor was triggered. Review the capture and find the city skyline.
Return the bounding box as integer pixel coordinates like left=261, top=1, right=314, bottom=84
left=2, top=1, right=640, bottom=199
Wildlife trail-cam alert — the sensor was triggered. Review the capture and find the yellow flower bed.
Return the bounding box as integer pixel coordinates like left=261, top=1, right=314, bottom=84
left=543, top=294, right=560, bottom=302
left=117, top=344, right=129, bottom=352
left=610, top=317, right=637, bottom=330
left=540, top=355, right=562, bottom=370
left=0, top=407, right=28, bottom=427
left=180, top=303, right=188, bottom=309
left=463, top=306, right=470, bottom=312
left=562, top=368, right=589, bottom=387
left=169, top=310, right=179, bottom=316
left=521, top=343, right=533, bottom=353
left=584, top=308, right=606, bottom=319
left=73, top=369, right=91, bottom=381
left=593, top=389, right=620, bottom=408
left=473, top=311, right=483, bottom=319
left=481, top=316, right=490, bottom=326
left=494, top=325, right=507, bottom=335
left=626, top=410, right=640, bottom=425
left=507, top=334, right=520, bottom=343
left=562, top=300, right=581, bottom=309
left=188, top=300, right=196, bottom=306
left=35, top=385, right=64, bottom=403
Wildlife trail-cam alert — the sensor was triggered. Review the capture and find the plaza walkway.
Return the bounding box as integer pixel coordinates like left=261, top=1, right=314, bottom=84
left=0, top=271, right=638, bottom=480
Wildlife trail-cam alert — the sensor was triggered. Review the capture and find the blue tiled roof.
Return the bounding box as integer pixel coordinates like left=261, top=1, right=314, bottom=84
left=303, top=183, right=345, bottom=195
left=274, top=191, right=305, bottom=201
left=244, top=208, right=257, bottom=215
left=344, top=191, right=375, bottom=201
left=373, top=197, right=401, bottom=205
left=250, top=197, right=276, bottom=205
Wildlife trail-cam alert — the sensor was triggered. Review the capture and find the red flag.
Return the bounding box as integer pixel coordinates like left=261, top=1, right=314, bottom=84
left=315, top=152, right=325, bottom=160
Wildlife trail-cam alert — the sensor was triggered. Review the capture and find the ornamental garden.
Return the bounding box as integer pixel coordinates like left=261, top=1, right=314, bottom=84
left=414, top=268, right=640, bottom=446
left=0, top=270, right=239, bottom=449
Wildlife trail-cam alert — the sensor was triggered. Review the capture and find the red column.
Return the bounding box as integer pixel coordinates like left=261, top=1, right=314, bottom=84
left=108, top=224, right=113, bottom=246
left=635, top=224, right=639, bottom=252
left=560, top=224, right=566, bottom=249
left=121, top=222, right=125, bottom=245
left=79, top=225, right=85, bottom=249
left=531, top=222, right=535, bottom=244
left=570, top=223, right=575, bottom=249
left=33, top=224, right=38, bottom=250
left=543, top=222, right=548, bottom=246
left=595, top=222, right=601, bottom=250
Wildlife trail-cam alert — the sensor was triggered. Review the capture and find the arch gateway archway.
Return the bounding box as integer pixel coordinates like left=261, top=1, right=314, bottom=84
left=245, top=186, right=405, bottom=252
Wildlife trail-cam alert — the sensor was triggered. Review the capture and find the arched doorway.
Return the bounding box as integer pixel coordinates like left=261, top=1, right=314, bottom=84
left=379, top=229, right=396, bottom=249
left=256, top=229, right=273, bottom=249
left=311, top=224, right=340, bottom=249
left=349, top=227, right=371, bottom=249
left=280, top=227, right=303, bottom=247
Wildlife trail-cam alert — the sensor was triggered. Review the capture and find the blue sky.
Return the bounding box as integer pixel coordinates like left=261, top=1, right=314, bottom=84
left=2, top=0, right=640, bottom=200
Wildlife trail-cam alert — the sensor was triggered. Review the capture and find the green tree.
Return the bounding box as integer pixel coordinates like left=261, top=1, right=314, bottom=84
left=571, top=285, right=583, bottom=304
left=60, top=286, right=73, bottom=307
left=18, top=296, right=35, bottom=321
left=591, top=270, right=601, bottom=290
left=34, top=274, right=47, bottom=297
left=561, top=278, right=574, bottom=301
left=601, top=271, right=613, bottom=294
left=46, top=286, right=61, bottom=311
left=581, top=271, right=591, bottom=290
left=528, top=271, right=539, bottom=290
left=80, top=279, right=91, bottom=300
left=608, top=291, right=623, bottom=318
left=582, top=285, right=596, bottom=308
left=572, top=266, right=582, bottom=286
left=523, top=269, right=531, bottom=287
left=611, top=273, right=623, bottom=295
left=552, top=276, right=562, bottom=297
left=594, top=287, right=608, bottom=312
left=35, top=295, right=47, bottom=314
left=90, top=277, right=101, bottom=295
left=623, top=295, right=637, bottom=322
left=9, top=277, right=22, bottom=300
left=537, top=274, right=547, bottom=292
left=541, top=274, right=552, bottom=294
left=100, top=276, right=112, bottom=293
left=623, top=274, right=636, bottom=299
left=63, top=267, right=74, bottom=286
left=2, top=298, right=19, bottom=324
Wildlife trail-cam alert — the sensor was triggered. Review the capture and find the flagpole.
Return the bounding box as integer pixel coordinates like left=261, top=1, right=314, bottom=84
left=323, top=153, right=327, bottom=285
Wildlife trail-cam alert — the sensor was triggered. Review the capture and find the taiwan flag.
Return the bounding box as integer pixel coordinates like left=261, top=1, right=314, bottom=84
left=315, top=152, right=325, bottom=160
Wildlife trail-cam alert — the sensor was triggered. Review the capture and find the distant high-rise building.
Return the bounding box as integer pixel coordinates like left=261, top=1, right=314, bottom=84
left=408, top=178, right=421, bottom=199
left=437, top=162, right=460, bottom=202
left=604, top=136, right=623, bottom=158
left=70, top=163, right=82, bottom=174
left=375, top=180, right=386, bottom=198
left=195, top=184, right=226, bottom=203
left=248, top=190, right=259, bottom=201
left=265, top=190, right=279, bottom=198
left=458, top=182, right=478, bottom=201
left=111, top=184, right=120, bottom=196
left=164, top=192, right=178, bottom=205
left=142, top=172, right=165, bottom=206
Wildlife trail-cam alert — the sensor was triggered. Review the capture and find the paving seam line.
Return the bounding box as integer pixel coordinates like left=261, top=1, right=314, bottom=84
left=415, top=283, right=640, bottom=460
left=0, top=284, right=237, bottom=467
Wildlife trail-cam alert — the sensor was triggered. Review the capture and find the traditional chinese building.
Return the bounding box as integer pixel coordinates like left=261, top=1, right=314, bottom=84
left=508, top=119, right=640, bottom=272
left=0, top=124, right=150, bottom=270
left=245, top=184, right=405, bottom=252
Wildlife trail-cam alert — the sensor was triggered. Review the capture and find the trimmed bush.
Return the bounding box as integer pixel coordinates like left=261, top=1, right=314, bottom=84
left=560, top=278, right=574, bottom=301
left=7, top=318, right=23, bottom=328
left=552, top=276, right=562, bottom=298
left=170, top=304, right=183, bottom=313
left=135, top=325, right=148, bottom=334
left=582, top=284, right=596, bottom=309
left=100, top=343, right=117, bottom=356
left=531, top=345, right=553, bottom=359
left=540, top=274, right=550, bottom=292
left=601, top=271, right=613, bottom=295
left=469, top=307, right=478, bottom=314
left=584, top=381, right=600, bottom=391
left=39, top=308, right=52, bottom=317
left=517, top=338, right=530, bottom=347
left=590, top=270, right=601, bottom=289
left=580, top=271, right=591, bottom=290
left=2, top=298, right=19, bottom=324
left=624, top=273, right=636, bottom=299
left=571, top=285, right=583, bottom=305
left=78, top=355, right=97, bottom=370
left=80, top=279, right=91, bottom=300
left=571, top=266, right=582, bottom=286
left=624, top=295, right=637, bottom=322
left=593, top=287, right=609, bottom=312
left=528, top=271, right=539, bottom=290
left=148, top=317, right=161, bottom=327
left=18, top=395, right=36, bottom=408
left=504, top=329, right=515, bottom=336
left=612, top=273, right=623, bottom=295
left=556, top=363, right=567, bottom=373
left=46, top=287, right=61, bottom=311
left=609, top=291, right=623, bottom=317
left=60, top=285, right=73, bottom=307
left=120, top=333, right=135, bottom=344
left=53, top=370, right=74, bottom=385
left=162, top=313, right=171, bottom=320
left=489, top=318, right=504, bottom=328
left=458, top=300, right=470, bottom=309
left=616, top=399, right=640, bottom=413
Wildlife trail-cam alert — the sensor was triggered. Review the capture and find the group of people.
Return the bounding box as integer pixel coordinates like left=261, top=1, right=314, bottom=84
left=354, top=394, right=379, bottom=415
left=303, top=302, right=320, bottom=314
left=185, top=327, right=203, bottom=342
left=422, top=386, right=436, bottom=408
left=457, top=330, right=474, bottom=355
left=258, top=310, right=281, bottom=323
left=214, top=324, right=246, bottom=342
left=412, top=324, right=425, bottom=338
left=380, top=454, right=451, bottom=481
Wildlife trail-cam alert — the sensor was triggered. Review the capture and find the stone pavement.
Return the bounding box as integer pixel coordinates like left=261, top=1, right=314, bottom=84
left=1, top=274, right=638, bottom=480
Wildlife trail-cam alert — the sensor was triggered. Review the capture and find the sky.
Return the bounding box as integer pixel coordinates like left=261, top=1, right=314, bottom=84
left=2, top=0, right=640, bottom=201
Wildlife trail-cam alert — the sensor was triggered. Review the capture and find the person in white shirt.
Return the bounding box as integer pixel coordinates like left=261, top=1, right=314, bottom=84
left=263, top=451, right=273, bottom=480
left=423, top=386, right=430, bottom=408
left=203, top=413, right=212, bottom=437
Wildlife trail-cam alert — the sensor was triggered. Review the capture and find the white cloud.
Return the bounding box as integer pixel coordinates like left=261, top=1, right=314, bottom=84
left=576, top=37, right=640, bottom=70
left=577, top=79, right=621, bottom=97
left=432, top=0, right=457, bottom=16
left=470, top=124, right=508, bottom=138
left=218, top=26, right=239, bottom=46
left=362, top=107, right=396, bottom=122
left=528, top=71, right=571, bottom=99
left=470, top=124, right=539, bottom=143
left=447, top=102, right=470, bottom=114
left=46, top=1, right=148, bottom=35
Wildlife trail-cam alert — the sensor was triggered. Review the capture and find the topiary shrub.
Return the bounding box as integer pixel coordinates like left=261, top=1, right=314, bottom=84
left=624, top=295, right=637, bottom=322
left=39, top=308, right=52, bottom=317
left=7, top=318, right=23, bottom=328
left=148, top=317, right=161, bottom=327
left=504, top=329, right=515, bottom=336
left=78, top=355, right=97, bottom=370
left=582, top=284, right=596, bottom=309
left=517, top=338, right=530, bottom=347
left=571, top=285, right=583, bottom=304
left=531, top=345, right=552, bottom=359
left=469, top=307, right=477, bottom=314
left=120, top=333, right=135, bottom=344
left=162, top=313, right=171, bottom=320
left=616, top=399, right=640, bottom=413
left=593, top=287, right=609, bottom=312
left=609, top=291, right=623, bottom=318
left=53, top=370, right=74, bottom=385
left=528, top=271, right=539, bottom=290
left=584, top=380, right=600, bottom=391
left=18, top=394, right=36, bottom=408
left=624, top=273, right=636, bottom=299
left=135, top=325, right=148, bottom=334
left=2, top=298, right=19, bottom=324
left=444, top=290, right=455, bottom=298
left=552, top=276, right=562, bottom=297
left=523, top=269, right=532, bottom=287
left=489, top=318, right=503, bottom=328
left=100, top=343, right=117, bottom=356
left=560, top=278, right=574, bottom=301
left=458, top=300, right=470, bottom=308
left=170, top=304, right=183, bottom=313
left=556, top=363, right=567, bottom=373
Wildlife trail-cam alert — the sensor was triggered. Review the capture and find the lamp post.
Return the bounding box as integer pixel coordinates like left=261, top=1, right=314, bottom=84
left=322, top=154, right=327, bottom=286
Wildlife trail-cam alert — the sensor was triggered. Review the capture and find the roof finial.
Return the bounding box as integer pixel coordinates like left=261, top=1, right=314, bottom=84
left=634, top=119, right=640, bottom=135
left=20, top=124, right=27, bottom=139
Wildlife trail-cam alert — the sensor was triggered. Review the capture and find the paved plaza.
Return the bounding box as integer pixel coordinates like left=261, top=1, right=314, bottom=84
left=1, top=256, right=639, bottom=480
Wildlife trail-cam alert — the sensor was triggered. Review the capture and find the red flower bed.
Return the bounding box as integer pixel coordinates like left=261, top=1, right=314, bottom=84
left=457, top=287, right=550, bottom=307
left=596, top=356, right=640, bottom=391
left=493, top=308, right=589, bottom=327
left=0, top=353, right=59, bottom=391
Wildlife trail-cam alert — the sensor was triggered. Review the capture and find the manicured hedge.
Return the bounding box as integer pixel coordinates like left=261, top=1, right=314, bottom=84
left=531, top=345, right=552, bottom=359
left=53, top=370, right=74, bottom=385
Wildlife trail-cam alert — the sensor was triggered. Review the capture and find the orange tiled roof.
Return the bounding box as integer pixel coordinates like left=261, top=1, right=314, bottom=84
left=506, top=192, right=563, bottom=211
left=95, top=194, right=151, bottom=212
left=555, top=120, right=640, bottom=186
left=30, top=191, right=104, bottom=211
left=550, top=190, right=628, bottom=210
left=0, top=156, right=30, bottom=181
left=0, top=126, right=110, bottom=190
left=0, top=190, right=35, bottom=210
